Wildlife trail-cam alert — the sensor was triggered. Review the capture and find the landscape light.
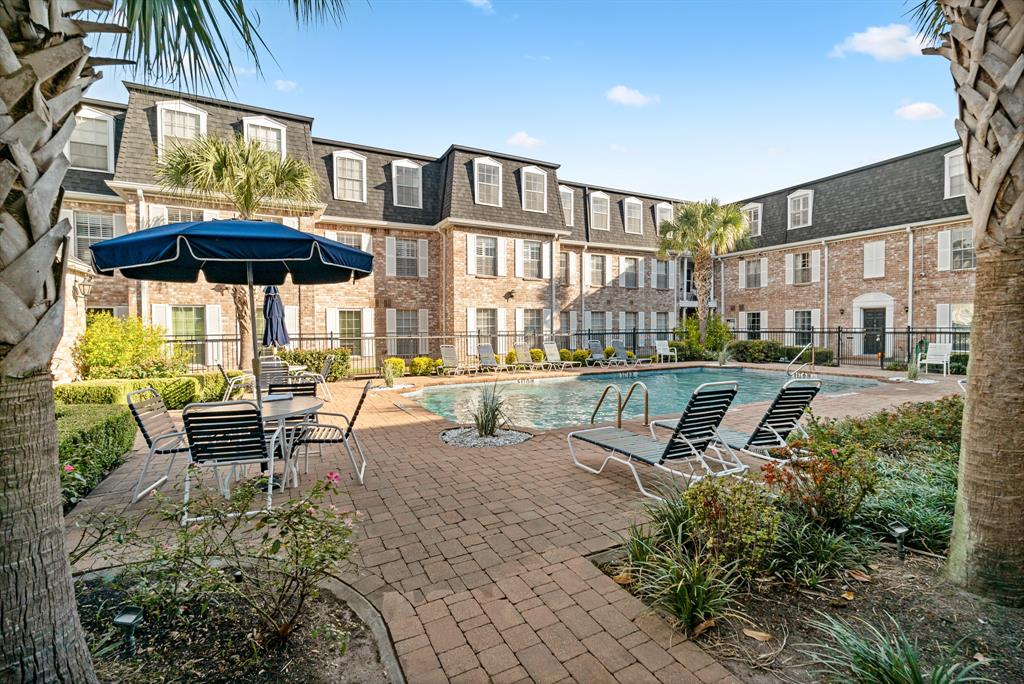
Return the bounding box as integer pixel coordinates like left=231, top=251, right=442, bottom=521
left=888, top=521, right=910, bottom=560
left=113, top=606, right=144, bottom=657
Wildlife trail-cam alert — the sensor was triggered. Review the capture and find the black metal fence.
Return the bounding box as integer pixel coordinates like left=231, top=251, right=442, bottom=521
left=167, top=326, right=970, bottom=376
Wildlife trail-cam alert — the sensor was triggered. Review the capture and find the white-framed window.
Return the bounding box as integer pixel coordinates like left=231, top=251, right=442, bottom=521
left=787, top=189, right=813, bottom=229
left=744, top=259, right=764, bottom=288
left=951, top=303, right=973, bottom=352
left=521, top=166, right=547, bottom=213
left=794, top=309, right=813, bottom=345
left=394, top=309, right=420, bottom=357
left=242, top=116, right=286, bottom=158
left=589, top=254, right=606, bottom=286
left=523, top=240, right=543, bottom=278
left=793, top=251, right=812, bottom=284
left=474, top=157, right=502, bottom=207
left=951, top=228, right=975, bottom=270
left=742, top=202, right=762, bottom=237
left=559, top=252, right=570, bottom=285
left=475, top=308, right=498, bottom=350
left=395, top=238, right=419, bottom=277
left=624, top=311, right=638, bottom=332
left=156, top=100, right=206, bottom=158
left=523, top=309, right=544, bottom=336
left=560, top=186, right=574, bottom=226
left=656, top=312, right=669, bottom=339
left=336, top=309, right=363, bottom=351
left=590, top=310, right=606, bottom=333
left=945, top=148, right=967, bottom=199
left=333, top=150, right=367, bottom=202
left=560, top=311, right=571, bottom=333
left=655, top=260, right=669, bottom=289
left=68, top=107, right=115, bottom=172
left=863, top=240, right=885, bottom=278
left=167, top=207, right=203, bottom=223
left=745, top=311, right=763, bottom=340
left=622, top=257, right=639, bottom=288
left=392, top=160, right=422, bottom=208
left=74, top=211, right=114, bottom=260
left=623, top=197, right=643, bottom=234
left=171, top=305, right=207, bottom=364
left=476, top=236, right=498, bottom=276
left=590, top=191, right=610, bottom=231
left=332, top=232, right=363, bottom=248
left=655, top=202, right=673, bottom=228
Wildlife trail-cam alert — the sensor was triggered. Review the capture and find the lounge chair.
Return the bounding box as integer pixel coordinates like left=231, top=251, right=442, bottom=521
left=660, top=378, right=821, bottom=462
left=294, top=355, right=335, bottom=400
left=478, top=343, right=515, bottom=373
left=514, top=343, right=550, bottom=371
left=587, top=340, right=620, bottom=366
left=611, top=339, right=652, bottom=366
left=917, top=342, right=953, bottom=376
left=543, top=342, right=580, bottom=370
left=438, top=344, right=476, bottom=375
left=654, top=340, right=677, bottom=363
left=568, top=381, right=746, bottom=499
left=128, top=388, right=190, bottom=503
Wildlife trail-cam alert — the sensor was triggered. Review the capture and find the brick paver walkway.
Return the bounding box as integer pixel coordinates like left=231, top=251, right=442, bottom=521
left=67, top=363, right=961, bottom=683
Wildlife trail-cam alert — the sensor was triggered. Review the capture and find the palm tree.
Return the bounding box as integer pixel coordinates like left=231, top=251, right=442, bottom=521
left=0, top=2, right=347, bottom=680
left=912, top=1, right=1024, bottom=607
left=155, top=135, right=320, bottom=370
left=657, top=199, right=749, bottom=344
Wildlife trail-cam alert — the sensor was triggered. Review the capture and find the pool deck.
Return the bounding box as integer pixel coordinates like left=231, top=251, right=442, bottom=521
left=67, top=362, right=961, bottom=683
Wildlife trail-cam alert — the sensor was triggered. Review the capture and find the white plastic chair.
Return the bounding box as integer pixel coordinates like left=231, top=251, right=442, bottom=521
left=917, top=342, right=953, bottom=375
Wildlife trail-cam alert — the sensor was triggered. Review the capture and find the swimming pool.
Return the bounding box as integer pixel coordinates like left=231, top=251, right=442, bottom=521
left=407, top=367, right=878, bottom=430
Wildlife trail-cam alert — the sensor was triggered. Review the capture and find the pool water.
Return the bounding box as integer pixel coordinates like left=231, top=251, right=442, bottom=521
left=407, top=367, right=877, bottom=430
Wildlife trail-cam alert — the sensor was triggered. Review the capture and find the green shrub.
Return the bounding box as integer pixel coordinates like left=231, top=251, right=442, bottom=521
left=56, top=376, right=197, bottom=409
left=727, top=339, right=784, bottom=363
left=679, top=314, right=733, bottom=353
left=276, top=348, right=351, bottom=381
left=780, top=345, right=834, bottom=365
left=473, top=385, right=508, bottom=437
left=950, top=352, right=968, bottom=375
left=641, top=486, right=692, bottom=546
left=530, top=348, right=544, bottom=363
left=821, top=396, right=963, bottom=459
left=684, top=477, right=780, bottom=577
left=603, top=346, right=615, bottom=359
left=668, top=340, right=710, bottom=361
left=409, top=356, right=439, bottom=376
left=571, top=348, right=590, bottom=365
left=57, top=404, right=137, bottom=509
left=505, top=350, right=518, bottom=365
left=74, top=313, right=190, bottom=379
left=559, top=348, right=572, bottom=362
left=769, top=512, right=866, bottom=588
left=380, top=357, right=405, bottom=387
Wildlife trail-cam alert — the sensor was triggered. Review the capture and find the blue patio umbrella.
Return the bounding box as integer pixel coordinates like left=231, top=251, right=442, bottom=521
left=91, top=219, right=372, bottom=405
left=262, top=286, right=290, bottom=348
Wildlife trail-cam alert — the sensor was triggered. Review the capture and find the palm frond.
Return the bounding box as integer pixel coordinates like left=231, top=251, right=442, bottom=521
left=907, top=0, right=947, bottom=44
left=656, top=198, right=751, bottom=259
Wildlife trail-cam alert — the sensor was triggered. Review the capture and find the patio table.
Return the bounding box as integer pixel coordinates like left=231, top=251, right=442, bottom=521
left=261, top=395, right=323, bottom=487
left=287, top=364, right=307, bottom=373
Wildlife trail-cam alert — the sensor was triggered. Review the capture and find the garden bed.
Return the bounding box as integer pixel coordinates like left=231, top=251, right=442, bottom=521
left=440, top=426, right=532, bottom=447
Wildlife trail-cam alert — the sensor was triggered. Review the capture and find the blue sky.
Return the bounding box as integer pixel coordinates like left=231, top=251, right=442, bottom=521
left=86, top=0, right=958, bottom=201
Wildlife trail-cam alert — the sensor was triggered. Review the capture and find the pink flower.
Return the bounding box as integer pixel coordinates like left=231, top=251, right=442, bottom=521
left=830, top=448, right=838, bottom=456
left=63, top=464, right=74, bottom=473
left=306, top=507, right=316, bottom=516
left=326, top=471, right=340, bottom=484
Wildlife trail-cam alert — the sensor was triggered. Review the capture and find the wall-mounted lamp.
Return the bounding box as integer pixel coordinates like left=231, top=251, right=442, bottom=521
left=503, top=290, right=515, bottom=302
left=904, top=305, right=910, bottom=313
left=75, top=275, right=94, bottom=301
left=839, top=308, right=845, bottom=316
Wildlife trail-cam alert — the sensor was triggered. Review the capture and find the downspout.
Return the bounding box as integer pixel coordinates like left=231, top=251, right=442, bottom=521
left=550, top=236, right=556, bottom=337
left=719, top=258, right=725, bottom=318
left=822, top=240, right=829, bottom=329
left=581, top=187, right=591, bottom=323
left=906, top=226, right=914, bottom=327
left=441, top=226, right=448, bottom=334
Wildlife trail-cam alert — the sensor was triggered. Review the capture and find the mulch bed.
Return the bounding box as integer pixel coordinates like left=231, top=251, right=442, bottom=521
left=77, top=577, right=388, bottom=683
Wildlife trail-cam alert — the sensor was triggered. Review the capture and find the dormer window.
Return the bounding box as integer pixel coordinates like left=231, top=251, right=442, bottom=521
left=787, top=189, right=813, bottom=229
left=655, top=202, right=673, bottom=227
left=623, top=197, right=643, bottom=234
left=156, top=100, right=207, bottom=158
left=243, top=116, right=286, bottom=158
left=590, top=191, right=610, bottom=231
left=474, top=157, right=502, bottom=207
left=560, top=185, right=574, bottom=226
left=742, top=202, right=762, bottom=236
left=333, top=150, right=366, bottom=202
left=521, top=166, right=547, bottom=213
left=945, top=148, right=966, bottom=199
left=392, top=159, right=422, bottom=208
left=68, top=107, right=115, bottom=172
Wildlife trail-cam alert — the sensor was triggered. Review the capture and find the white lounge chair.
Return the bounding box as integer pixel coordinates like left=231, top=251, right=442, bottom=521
left=514, top=343, right=550, bottom=371
left=917, top=342, right=953, bottom=376
left=611, top=339, right=651, bottom=366
left=654, top=340, right=677, bottom=363
left=543, top=342, right=580, bottom=370
left=478, top=343, right=515, bottom=373
left=587, top=340, right=622, bottom=366
left=438, top=344, right=476, bottom=375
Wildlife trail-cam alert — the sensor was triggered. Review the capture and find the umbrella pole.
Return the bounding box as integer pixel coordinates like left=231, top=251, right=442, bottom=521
left=248, top=263, right=262, bottom=408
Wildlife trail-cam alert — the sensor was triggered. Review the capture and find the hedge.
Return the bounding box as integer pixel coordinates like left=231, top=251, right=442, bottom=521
left=57, top=404, right=137, bottom=510
left=276, top=348, right=351, bottom=381
left=410, top=357, right=440, bottom=376
left=668, top=340, right=712, bottom=361
left=54, top=370, right=239, bottom=409
left=727, top=339, right=834, bottom=365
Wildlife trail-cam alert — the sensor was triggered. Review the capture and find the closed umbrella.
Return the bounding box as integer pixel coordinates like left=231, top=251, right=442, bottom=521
left=90, top=219, right=372, bottom=406
left=262, top=286, right=290, bottom=348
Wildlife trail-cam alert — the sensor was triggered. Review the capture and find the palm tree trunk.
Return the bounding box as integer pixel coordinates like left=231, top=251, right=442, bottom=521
left=692, top=251, right=712, bottom=344
left=233, top=285, right=254, bottom=370
left=927, top=0, right=1024, bottom=605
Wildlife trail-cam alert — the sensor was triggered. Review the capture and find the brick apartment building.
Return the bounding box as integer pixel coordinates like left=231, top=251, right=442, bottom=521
left=53, top=82, right=975, bottom=380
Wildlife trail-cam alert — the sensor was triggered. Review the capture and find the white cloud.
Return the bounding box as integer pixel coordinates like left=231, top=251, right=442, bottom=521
left=605, top=85, right=659, bottom=107
left=895, top=102, right=944, bottom=120
left=234, top=66, right=259, bottom=77
left=506, top=131, right=542, bottom=149
left=465, top=0, right=494, bottom=13
left=830, top=24, right=927, bottom=61
left=274, top=79, right=297, bottom=93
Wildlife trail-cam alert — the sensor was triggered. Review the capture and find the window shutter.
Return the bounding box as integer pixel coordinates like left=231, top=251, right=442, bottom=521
left=605, top=256, right=615, bottom=285
left=325, top=308, right=339, bottom=337
left=569, top=310, right=578, bottom=334
left=739, top=313, right=748, bottom=341
left=669, top=260, right=678, bottom=291
left=619, top=311, right=627, bottom=332
left=361, top=233, right=373, bottom=252
left=583, top=310, right=592, bottom=331
left=417, top=238, right=428, bottom=278
left=669, top=309, right=678, bottom=331
left=325, top=230, right=338, bottom=242
left=203, top=209, right=219, bottom=221
left=811, top=309, right=821, bottom=345
left=542, top=242, right=551, bottom=279
left=282, top=217, right=298, bottom=228
left=569, top=252, right=578, bottom=284
left=385, top=236, right=396, bottom=277
left=582, top=253, right=591, bottom=287
left=202, top=304, right=222, bottom=364
left=110, top=213, right=127, bottom=238
left=937, top=230, right=951, bottom=271
left=285, top=306, right=299, bottom=347
left=151, top=304, right=170, bottom=333
left=760, top=257, right=768, bottom=286
left=515, top=307, right=525, bottom=334
left=785, top=254, right=794, bottom=284
left=148, top=204, right=167, bottom=227
left=497, top=237, right=508, bottom=276
left=738, top=262, right=746, bottom=289
left=638, top=311, right=645, bottom=333
left=465, top=234, right=477, bottom=274
left=936, top=303, right=951, bottom=328
left=361, top=308, right=374, bottom=357
left=618, top=256, right=627, bottom=287
left=385, top=308, right=397, bottom=356
left=466, top=307, right=477, bottom=351
left=514, top=239, right=524, bottom=278
left=110, top=306, right=128, bottom=319
left=418, top=309, right=429, bottom=354
left=543, top=308, right=552, bottom=334
left=784, top=310, right=795, bottom=346
left=605, top=312, right=614, bottom=333
left=496, top=308, right=508, bottom=355
left=811, top=250, right=821, bottom=282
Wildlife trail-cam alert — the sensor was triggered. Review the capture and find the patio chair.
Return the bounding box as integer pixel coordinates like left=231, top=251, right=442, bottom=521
left=218, top=363, right=255, bottom=401
left=665, top=378, right=821, bottom=462
left=568, top=381, right=746, bottom=499
left=128, top=388, right=190, bottom=503
left=268, top=379, right=320, bottom=474
left=917, top=342, right=953, bottom=376
left=295, top=380, right=371, bottom=485
left=438, top=344, right=477, bottom=375
left=478, top=343, right=515, bottom=373
left=180, top=400, right=283, bottom=525
left=514, top=343, right=550, bottom=371
left=586, top=340, right=616, bottom=367
left=258, top=358, right=290, bottom=392
left=294, top=355, right=335, bottom=400
left=958, top=378, right=967, bottom=393
left=543, top=342, right=580, bottom=370
left=654, top=340, right=678, bottom=363
left=611, top=339, right=652, bottom=366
